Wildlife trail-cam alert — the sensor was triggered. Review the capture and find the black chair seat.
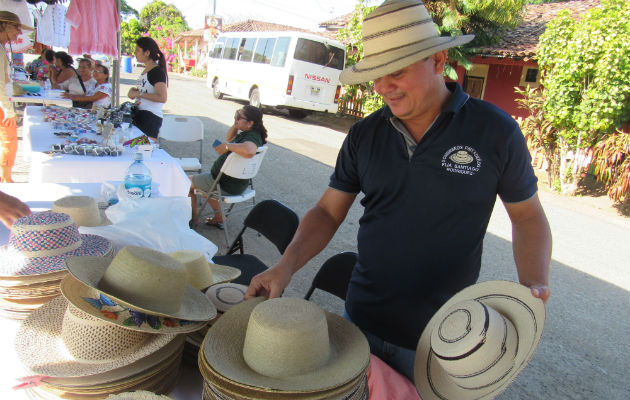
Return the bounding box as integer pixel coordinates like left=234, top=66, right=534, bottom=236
left=212, top=254, right=267, bottom=286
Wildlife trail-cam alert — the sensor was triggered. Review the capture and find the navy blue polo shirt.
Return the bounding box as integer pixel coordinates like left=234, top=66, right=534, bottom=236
left=329, top=82, right=537, bottom=350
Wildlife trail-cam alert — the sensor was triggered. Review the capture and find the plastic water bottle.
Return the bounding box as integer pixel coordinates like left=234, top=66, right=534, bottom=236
left=42, top=79, right=51, bottom=96
left=124, top=152, right=152, bottom=199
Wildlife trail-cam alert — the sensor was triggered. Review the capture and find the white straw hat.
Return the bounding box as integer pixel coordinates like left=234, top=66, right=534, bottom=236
left=65, top=246, right=217, bottom=321
left=105, top=391, right=172, bottom=400
left=0, top=211, right=112, bottom=277
left=203, top=297, right=370, bottom=393
left=339, top=0, right=474, bottom=84
left=168, top=250, right=241, bottom=290
left=414, top=280, right=546, bottom=400
left=15, top=296, right=177, bottom=378
left=205, top=283, right=248, bottom=312
left=60, top=274, right=209, bottom=334
left=52, top=196, right=110, bottom=227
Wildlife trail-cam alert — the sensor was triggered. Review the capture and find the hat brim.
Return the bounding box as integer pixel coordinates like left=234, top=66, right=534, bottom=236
left=414, top=280, right=546, bottom=400
left=65, top=255, right=217, bottom=321
left=14, top=296, right=177, bottom=378
left=203, top=297, right=370, bottom=392
left=198, top=263, right=242, bottom=290
left=340, top=35, right=474, bottom=85
left=60, top=275, right=210, bottom=334
left=204, top=283, right=248, bottom=312
left=0, top=18, right=33, bottom=31
left=0, top=234, right=113, bottom=277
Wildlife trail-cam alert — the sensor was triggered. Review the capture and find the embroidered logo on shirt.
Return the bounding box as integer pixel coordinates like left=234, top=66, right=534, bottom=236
left=441, top=146, right=482, bottom=176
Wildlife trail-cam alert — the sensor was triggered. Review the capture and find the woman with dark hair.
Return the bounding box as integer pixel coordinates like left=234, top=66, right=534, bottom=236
left=190, top=105, right=268, bottom=228
left=63, top=64, right=111, bottom=108
left=128, top=37, right=168, bottom=139
left=49, top=51, right=74, bottom=87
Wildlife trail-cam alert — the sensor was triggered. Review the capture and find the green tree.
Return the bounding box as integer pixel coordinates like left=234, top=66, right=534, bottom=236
left=536, top=0, right=630, bottom=196
left=120, top=18, right=143, bottom=55
left=139, top=0, right=189, bottom=32
left=337, top=0, right=529, bottom=115
left=119, top=0, right=139, bottom=20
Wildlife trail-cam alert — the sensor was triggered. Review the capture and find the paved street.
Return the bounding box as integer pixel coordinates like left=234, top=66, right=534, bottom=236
left=14, top=69, right=630, bottom=399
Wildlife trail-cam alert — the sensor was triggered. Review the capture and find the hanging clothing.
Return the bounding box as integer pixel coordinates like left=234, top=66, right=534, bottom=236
left=65, top=0, right=119, bottom=57
left=0, top=0, right=34, bottom=52
left=34, top=4, right=71, bottom=48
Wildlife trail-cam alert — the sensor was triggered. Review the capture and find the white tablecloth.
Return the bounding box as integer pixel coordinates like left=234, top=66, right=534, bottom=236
left=10, top=89, right=73, bottom=107
left=22, top=106, right=191, bottom=197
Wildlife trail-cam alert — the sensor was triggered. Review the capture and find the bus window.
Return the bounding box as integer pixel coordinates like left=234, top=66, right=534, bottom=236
left=223, top=37, right=240, bottom=60
left=253, top=38, right=276, bottom=64
left=238, top=38, right=256, bottom=62
left=271, top=37, right=290, bottom=67
left=294, top=38, right=344, bottom=70
left=211, top=44, right=224, bottom=59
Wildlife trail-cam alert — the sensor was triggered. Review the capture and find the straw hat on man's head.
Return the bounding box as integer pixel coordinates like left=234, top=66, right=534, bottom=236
left=0, top=11, right=33, bottom=31
left=414, top=281, right=546, bottom=400
left=202, top=297, right=370, bottom=395
left=339, top=0, right=474, bottom=85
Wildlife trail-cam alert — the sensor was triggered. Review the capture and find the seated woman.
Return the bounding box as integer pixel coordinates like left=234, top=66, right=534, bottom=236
left=189, top=105, right=268, bottom=228
left=49, top=51, right=74, bottom=89
left=63, top=64, right=111, bottom=108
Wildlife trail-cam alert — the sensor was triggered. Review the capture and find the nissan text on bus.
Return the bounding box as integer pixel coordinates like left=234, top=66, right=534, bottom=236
left=206, top=31, right=345, bottom=119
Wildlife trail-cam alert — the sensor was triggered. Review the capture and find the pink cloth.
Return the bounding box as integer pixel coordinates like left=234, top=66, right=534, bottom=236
left=368, top=354, right=422, bottom=400
left=65, top=0, right=119, bottom=57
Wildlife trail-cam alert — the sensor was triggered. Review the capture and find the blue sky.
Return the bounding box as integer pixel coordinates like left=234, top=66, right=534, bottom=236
left=125, top=0, right=376, bottom=31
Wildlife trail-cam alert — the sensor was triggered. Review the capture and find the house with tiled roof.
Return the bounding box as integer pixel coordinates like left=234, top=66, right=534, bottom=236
left=451, top=0, right=600, bottom=118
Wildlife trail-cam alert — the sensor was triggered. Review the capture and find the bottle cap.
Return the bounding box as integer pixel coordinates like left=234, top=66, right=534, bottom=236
left=134, top=152, right=143, bottom=161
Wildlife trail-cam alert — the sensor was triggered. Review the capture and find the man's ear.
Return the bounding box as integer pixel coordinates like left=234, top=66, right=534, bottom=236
left=431, top=50, right=448, bottom=75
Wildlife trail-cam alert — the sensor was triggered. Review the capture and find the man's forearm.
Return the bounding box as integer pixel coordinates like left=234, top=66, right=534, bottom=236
left=512, top=213, right=552, bottom=289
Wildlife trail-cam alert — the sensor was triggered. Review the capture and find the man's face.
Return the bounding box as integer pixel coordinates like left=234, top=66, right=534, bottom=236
left=373, top=51, right=445, bottom=121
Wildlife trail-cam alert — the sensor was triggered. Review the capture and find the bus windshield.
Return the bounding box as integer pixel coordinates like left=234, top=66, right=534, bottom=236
left=293, top=38, right=345, bottom=70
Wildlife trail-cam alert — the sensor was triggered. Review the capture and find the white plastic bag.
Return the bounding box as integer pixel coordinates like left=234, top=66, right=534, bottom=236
left=79, top=194, right=218, bottom=260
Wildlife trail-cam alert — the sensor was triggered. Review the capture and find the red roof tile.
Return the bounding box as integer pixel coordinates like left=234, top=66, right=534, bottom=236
left=475, top=0, right=601, bottom=59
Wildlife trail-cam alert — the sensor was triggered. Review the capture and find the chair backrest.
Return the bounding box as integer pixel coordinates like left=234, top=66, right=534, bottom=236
left=159, top=116, right=204, bottom=142
left=304, top=252, right=358, bottom=301
left=221, top=145, right=268, bottom=180
left=227, top=199, right=299, bottom=255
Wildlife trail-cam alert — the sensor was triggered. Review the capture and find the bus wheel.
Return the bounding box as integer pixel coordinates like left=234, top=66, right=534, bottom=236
left=249, top=88, right=261, bottom=109
left=212, top=78, right=223, bottom=99
left=288, top=109, right=309, bottom=119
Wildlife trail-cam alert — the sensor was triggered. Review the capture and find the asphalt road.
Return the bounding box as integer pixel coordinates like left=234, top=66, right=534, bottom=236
left=118, top=70, right=629, bottom=399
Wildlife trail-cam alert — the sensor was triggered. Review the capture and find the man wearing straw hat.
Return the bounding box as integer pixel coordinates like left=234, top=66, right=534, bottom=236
left=0, top=11, right=32, bottom=183
left=247, top=0, right=552, bottom=381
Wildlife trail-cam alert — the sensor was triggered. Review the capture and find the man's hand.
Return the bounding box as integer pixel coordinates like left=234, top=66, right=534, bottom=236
left=0, top=192, right=31, bottom=228
left=245, top=264, right=294, bottom=300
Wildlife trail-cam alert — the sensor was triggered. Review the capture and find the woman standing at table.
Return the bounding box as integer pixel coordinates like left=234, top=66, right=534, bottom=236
left=49, top=51, right=75, bottom=89
left=0, top=12, right=33, bottom=183
left=127, top=37, right=168, bottom=139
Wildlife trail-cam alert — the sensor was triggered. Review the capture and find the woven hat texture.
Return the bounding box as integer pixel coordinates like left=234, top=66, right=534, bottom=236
left=0, top=211, right=112, bottom=276
left=52, top=196, right=109, bottom=227
left=65, top=245, right=217, bottom=321
left=203, top=297, right=369, bottom=392
left=339, top=0, right=474, bottom=84
left=15, top=296, right=177, bottom=377
left=0, top=11, right=34, bottom=31
left=168, top=250, right=241, bottom=290
left=414, top=280, right=546, bottom=400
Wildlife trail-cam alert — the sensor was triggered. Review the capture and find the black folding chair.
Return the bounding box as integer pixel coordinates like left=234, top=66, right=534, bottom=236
left=304, top=252, right=358, bottom=301
left=212, top=199, right=299, bottom=286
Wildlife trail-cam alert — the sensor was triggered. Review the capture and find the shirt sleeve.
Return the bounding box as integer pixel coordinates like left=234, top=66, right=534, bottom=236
left=497, top=125, right=538, bottom=203
left=96, top=83, right=112, bottom=97
left=237, top=130, right=264, bottom=147
left=147, top=67, right=167, bottom=87
left=329, top=125, right=361, bottom=194
left=64, top=0, right=81, bottom=28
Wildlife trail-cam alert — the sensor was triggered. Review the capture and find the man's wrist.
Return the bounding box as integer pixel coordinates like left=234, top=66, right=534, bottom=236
left=225, top=143, right=229, bottom=152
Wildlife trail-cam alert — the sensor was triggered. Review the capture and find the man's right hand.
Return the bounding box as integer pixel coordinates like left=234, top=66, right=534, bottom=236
left=245, top=264, right=294, bottom=300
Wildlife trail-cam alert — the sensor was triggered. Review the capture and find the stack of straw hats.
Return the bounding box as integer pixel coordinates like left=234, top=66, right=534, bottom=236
left=14, top=246, right=223, bottom=399
left=0, top=211, right=112, bottom=319
left=199, top=297, right=371, bottom=400
left=52, top=195, right=111, bottom=227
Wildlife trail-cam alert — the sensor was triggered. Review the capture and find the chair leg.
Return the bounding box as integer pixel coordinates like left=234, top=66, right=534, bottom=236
left=193, top=194, right=211, bottom=228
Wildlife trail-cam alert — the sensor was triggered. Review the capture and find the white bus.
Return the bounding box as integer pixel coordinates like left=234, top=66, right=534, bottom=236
left=206, top=31, right=345, bottom=118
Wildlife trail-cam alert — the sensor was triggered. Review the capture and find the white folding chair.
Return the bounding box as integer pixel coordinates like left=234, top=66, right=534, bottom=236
left=193, top=145, right=268, bottom=246
left=158, top=116, right=204, bottom=173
